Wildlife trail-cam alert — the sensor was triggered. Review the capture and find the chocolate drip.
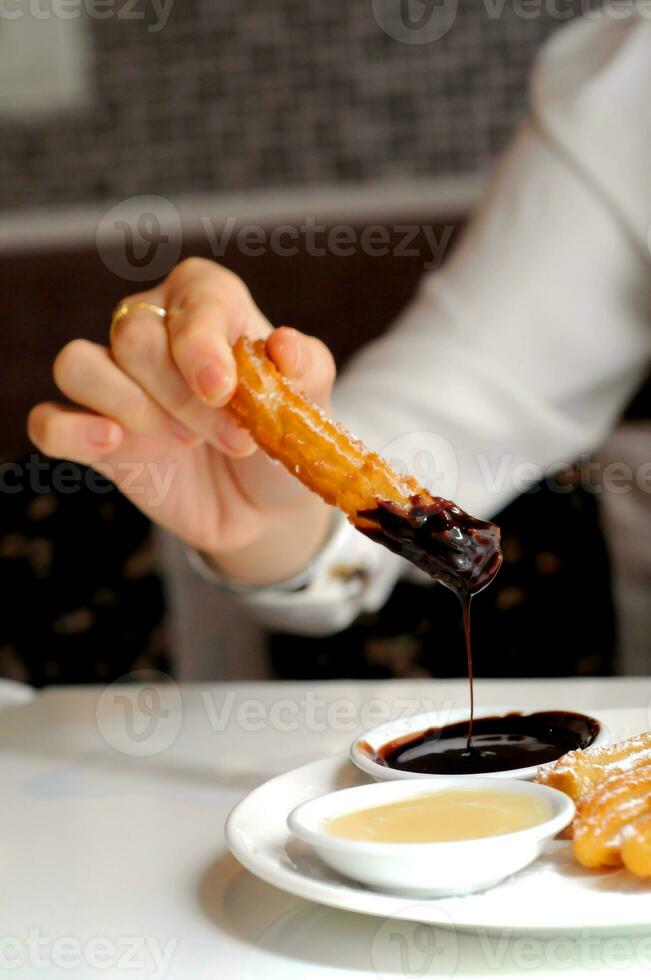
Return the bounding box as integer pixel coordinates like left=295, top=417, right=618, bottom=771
left=462, top=597, right=474, bottom=748
left=357, top=495, right=502, bottom=751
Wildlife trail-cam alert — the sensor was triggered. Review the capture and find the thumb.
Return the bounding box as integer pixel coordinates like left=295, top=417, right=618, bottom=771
left=266, top=327, right=336, bottom=407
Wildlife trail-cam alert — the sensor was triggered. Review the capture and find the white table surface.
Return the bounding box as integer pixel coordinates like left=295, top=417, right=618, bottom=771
left=2, top=676, right=651, bottom=980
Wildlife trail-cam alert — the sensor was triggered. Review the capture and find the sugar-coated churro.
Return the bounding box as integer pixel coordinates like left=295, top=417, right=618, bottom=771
left=228, top=335, right=502, bottom=596
left=573, top=765, right=651, bottom=870
left=228, top=337, right=422, bottom=521
left=535, top=731, right=651, bottom=803
left=621, top=814, right=651, bottom=878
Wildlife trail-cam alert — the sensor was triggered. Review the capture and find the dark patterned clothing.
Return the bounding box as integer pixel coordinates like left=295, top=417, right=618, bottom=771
left=0, top=456, right=614, bottom=686
left=0, top=455, right=171, bottom=687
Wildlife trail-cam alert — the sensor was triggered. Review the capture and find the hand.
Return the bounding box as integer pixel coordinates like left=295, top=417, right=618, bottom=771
left=28, top=258, right=336, bottom=585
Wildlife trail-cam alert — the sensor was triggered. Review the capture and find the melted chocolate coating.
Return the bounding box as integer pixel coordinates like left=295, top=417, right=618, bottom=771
left=357, top=497, right=502, bottom=597
left=373, top=711, right=601, bottom=775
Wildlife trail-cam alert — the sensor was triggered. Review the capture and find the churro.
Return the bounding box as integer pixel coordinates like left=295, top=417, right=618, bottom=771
left=573, top=765, right=651, bottom=870
left=535, top=731, right=651, bottom=803
left=621, top=814, right=651, bottom=878
left=228, top=336, right=502, bottom=596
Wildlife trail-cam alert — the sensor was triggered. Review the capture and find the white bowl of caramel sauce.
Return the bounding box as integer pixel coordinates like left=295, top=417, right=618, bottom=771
left=351, top=705, right=610, bottom=783
left=288, top=777, right=574, bottom=897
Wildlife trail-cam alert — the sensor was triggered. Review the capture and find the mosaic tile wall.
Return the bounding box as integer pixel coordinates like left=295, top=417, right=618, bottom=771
left=0, top=0, right=606, bottom=212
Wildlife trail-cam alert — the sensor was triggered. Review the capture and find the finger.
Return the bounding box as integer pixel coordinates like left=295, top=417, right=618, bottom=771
left=27, top=403, right=186, bottom=521
left=267, top=327, right=336, bottom=405
left=163, top=258, right=270, bottom=343
left=109, top=283, right=167, bottom=337
left=109, top=261, right=263, bottom=408
left=163, top=260, right=271, bottom=407
left=27, top=402, right=123, bottom=463
left=109, top=308, right=256, bottom=457
left=54, top=340, right=199, bottom=448
left=166, top=298, right=238, bottom=407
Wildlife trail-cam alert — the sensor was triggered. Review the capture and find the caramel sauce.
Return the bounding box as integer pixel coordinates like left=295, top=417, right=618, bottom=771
left=325, top=788, right=552, bottom=843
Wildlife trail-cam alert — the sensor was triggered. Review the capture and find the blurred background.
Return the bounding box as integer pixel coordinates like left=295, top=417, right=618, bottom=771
left=0, top=0, right=647, bottom=686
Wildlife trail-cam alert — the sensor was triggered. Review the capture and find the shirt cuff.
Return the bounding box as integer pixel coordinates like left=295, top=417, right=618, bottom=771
left=236, top=514, right=406, bottom=636
left=187, top=512, right=408, bottom=635
left=186, top=510, right=347, bottom=595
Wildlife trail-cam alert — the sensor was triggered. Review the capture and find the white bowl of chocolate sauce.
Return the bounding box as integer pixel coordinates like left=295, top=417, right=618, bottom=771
left=288, top=776, right=575, bottom=897
left=351, top=705, right=610, bottom=783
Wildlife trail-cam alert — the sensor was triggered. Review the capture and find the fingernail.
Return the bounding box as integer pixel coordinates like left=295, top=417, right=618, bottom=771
left=196, top=362, right=233, bottom=405
left=272, top=327, right=300, bottom=376
left=216, top=416, right=256, bottom=457
left=169, top=419, right=199, bottom=445
left=88, top=420, right=121, bottom=447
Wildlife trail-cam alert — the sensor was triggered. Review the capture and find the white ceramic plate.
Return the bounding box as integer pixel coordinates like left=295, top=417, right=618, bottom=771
left=226, top=751, right=651, bottom=934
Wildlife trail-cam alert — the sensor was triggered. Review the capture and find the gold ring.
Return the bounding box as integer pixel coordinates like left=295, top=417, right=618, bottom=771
left=110, top=301, right=167, bottom=337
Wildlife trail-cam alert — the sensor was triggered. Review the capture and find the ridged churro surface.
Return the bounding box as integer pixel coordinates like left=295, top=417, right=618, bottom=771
left=228, top=336, right=502, bottom=596
left=573, top=765, right=651, bottom=870
left=228, top=337, right=428, bottom=523
left=535, top=731, right=651, bottom=803
left=621, top=815, right=651, bottom=878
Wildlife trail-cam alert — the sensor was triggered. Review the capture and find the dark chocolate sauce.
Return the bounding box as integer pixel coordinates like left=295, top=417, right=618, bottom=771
left=372, top=711, right=601, bottom=775
left=355, top=499, right=599, bottom=774
left=358, top=495, right=502, bottom=751
left=358, top=497, right=502, bottom=599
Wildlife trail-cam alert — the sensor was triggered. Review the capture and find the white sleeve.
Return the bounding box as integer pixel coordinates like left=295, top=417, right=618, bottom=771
left=237, top=512, right=405, bottom=636
left=239, top=15, right=651, bottom=636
